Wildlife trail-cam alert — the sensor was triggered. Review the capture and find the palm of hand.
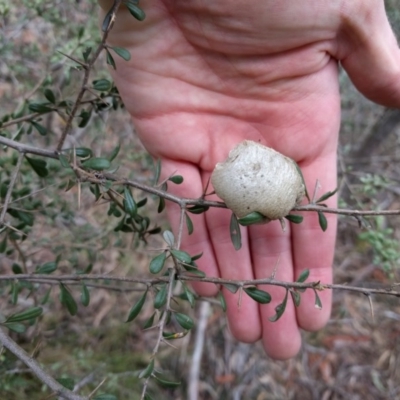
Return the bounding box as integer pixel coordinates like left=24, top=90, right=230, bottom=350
left=99, top=0, right=400, bottom=359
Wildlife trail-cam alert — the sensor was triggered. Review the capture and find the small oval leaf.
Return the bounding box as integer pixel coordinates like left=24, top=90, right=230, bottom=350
left=268, top=290, right=288, bottom=322
left=111, top=46, right=131, bottom=61
left=168, top=175, right=183, bottom=184
left=59, top=284, right=78, bottom=316
left=154, top=285, right=167, bottom=309
left=81, top=283, right=90, bottom=307
left=230, top=213, right=242, bottom=250
left=318, top=211, right=328, bottom=232
left=123, top=186, right=137, bottom=217
left=170, top=249, right=192, bottom=264
left=126, top=290, right=147, bottom=322
left=244, top=287, right=271, bottom=304
left=238, top=211, right=269, bottom=226
left=297, top=269, right=310, bottom=283
left=175, top=312, right=194, bottom=330
left=139, top=359, right=154, bottom=379
left=6, top=307, right=43, bottom=323
left=82, top=157, right=111, bottom=171
left=285, top=214, right=304, bottom=224
left=149, top=252, right=167, bottom=274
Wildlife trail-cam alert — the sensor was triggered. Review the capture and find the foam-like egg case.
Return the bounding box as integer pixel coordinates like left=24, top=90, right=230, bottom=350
left=211, top=140, right=305, bottom=220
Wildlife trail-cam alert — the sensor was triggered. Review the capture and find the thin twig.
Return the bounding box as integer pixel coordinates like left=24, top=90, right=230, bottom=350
left=0, top=153, right=24, bottom=224
left=1, top=133, right=400, bottom=219
left=0, top=273, right=399, bottom=297
left=55, top=0, right=123, bottom=151
left=0, top=328, right=88, bottom=400
left=140, top=267, right=176, bottom=399
left=188, top=301, right=210, bottom=400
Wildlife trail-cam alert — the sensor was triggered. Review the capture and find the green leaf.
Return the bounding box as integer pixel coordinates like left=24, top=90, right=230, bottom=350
left=92, top=79, right=111, bottom=92
left=0, top=235, right=7, bottom=253
left=139, top=359, right=154, bottom=379
left=125, top=1, right=146, bottom=21
left=3, top=322, right=26, bottom=333
left=223, top=283, right=239, bottom=294
left=78, top=109, right=92, bottom=128
left=192, top=252, right=203, bottom=261
left=41, top=288, right=52, bottom=305
left=6, top=307, right=43, bottom=323
left=82, top=46, right=92, bottom=62
left=297, top=269, right=310, bottom=283
left=149, top=252, right=166, bottom=274
left=25, top=156, right=48, bottom=177
left=36, top=261, right=57, bottom=274
left=168, top=175, right=183, bottom=184
left=82, top=157, right=111, bottom=171
left=154, top=159, right=161, bottom=185
left=290, top=290, right=301, bottom=307
left=143, top=312, right=155, bottom=329
left=123, top=186, right=137, bottom=217
left=244, top=287, right=271, bottom=304
left=28, top=102, right=53, bottom=113
left=106, top=49, right=116, bottom=69
left=238, top=211, right=269, bottom=226
left=157, top=196, right=165, bottom=213
left=162, top=330, right=189, bottom=340
left=59, top=284, right=78, bottom=316
left=315, top=188, right=338, bottom=204
left=12, top=263, right=22, bottom=274
left=81, top=283, right=90, bottom=307
left=67, top=147, right=93, bottom=158
left=269, top=290, right=288, bottom=322
left=170, top=249, right=192, bottom=264
left=314, top=290, right=323, bottom=310
left=101, top=7, right=113, bottom=32
left=186, top=205, right=209, bottom=214
left=175, top=312, right=194, bottom=330
left=181, top=264, right=206, bottom=277
left=58, top=154, right=71, bottom=169
left=318, top=211, right=328, bottom=232
left=137, top=198, right=148, bottom=208
left=11, top=282, right=19, bottom=305
left=230, top=213, right=241, bottom=250
left=153, top=375, right=181, bottom=388
left=43, top=88, right=56, bottom=104
left=163, top=230, right=175, bottom=247
left=154, top=285, right=167, bottom=309
left=185, top=213, right=193, bottom=235
left=285, top=214, right=304, bottom=224
left=30, top=120, right=47, bottom=136
left=108, top=144, right=120, bottom=162
left=111, top=46, right=131, bottom=61
left=57, top=378, right=74, bottom=390
left=218, top=291, right=227, bottom=312
left=182, top=284, right=195, bottom=308
left=126, top=290, right=147, bottom=322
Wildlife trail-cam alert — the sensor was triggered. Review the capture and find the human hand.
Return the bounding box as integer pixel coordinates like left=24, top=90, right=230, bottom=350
left=99, top=0, right=400, bottom=359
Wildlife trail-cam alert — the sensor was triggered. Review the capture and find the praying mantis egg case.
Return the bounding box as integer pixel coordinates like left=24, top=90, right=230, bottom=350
left=211, top=140, right=305, bottom=220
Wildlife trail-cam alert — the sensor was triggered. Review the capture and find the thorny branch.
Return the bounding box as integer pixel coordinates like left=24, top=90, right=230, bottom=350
left=55, top=0, right=124, bottom=151
left=0, top=273, right=399, bottom=297
left=0, top=328, right=88, bottom=400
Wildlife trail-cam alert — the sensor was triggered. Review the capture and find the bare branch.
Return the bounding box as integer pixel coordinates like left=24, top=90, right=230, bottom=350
left=0, top=328, right=88, bottom=400
left=0, top=153, right=24, bottom=224
left=56, top=0, right=124, bottom=151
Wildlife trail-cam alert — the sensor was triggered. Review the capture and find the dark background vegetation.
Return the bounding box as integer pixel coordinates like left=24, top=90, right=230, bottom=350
left=1, top=1, right=400, bottom=399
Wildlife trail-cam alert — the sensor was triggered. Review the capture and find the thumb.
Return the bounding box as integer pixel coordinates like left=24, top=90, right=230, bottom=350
left=339, top=2, right=400, bottom=108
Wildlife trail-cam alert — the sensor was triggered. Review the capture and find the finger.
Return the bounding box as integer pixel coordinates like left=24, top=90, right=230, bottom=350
left=292, top=153, right=337, bottom=331
left=339, top=2, right=400, bottom=107
left=161, top=159, right=220, bottom=297
left=249, top=221, right=302, bottom=359
left=203, top=175, right=262, bottom=343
